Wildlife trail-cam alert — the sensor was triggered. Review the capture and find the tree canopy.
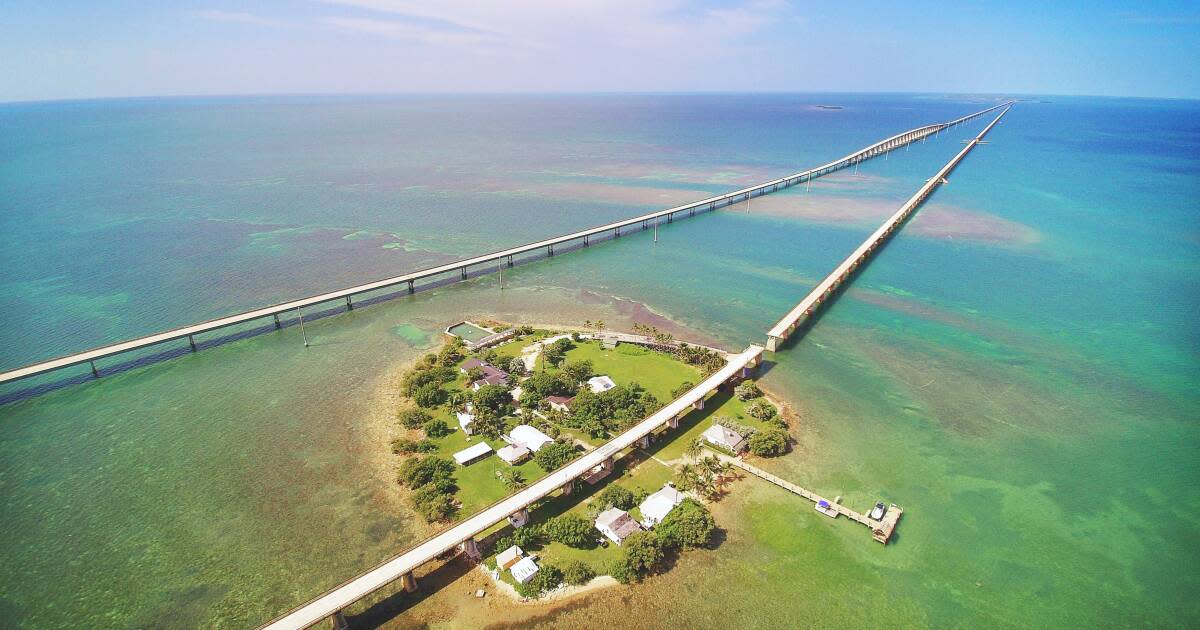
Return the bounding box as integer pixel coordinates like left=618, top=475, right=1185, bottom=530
left=533, top=441, right=576, bottom=472
left=542, top=514, right=596, bottom=548
left=748, top=428, right=788, bottom=457
left=473, top=383, right=513, bottom=417
left=656, top=498, right=715, bottom=549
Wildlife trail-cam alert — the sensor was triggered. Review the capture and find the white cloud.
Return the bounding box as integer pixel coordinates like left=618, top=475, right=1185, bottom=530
left=321, top=17, right=499, bottom=47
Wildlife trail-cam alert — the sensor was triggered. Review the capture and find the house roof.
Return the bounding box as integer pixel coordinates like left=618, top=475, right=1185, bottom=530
left=586, top=375, right=617, bottom=393
left=452, top=441, right=493, bottom=465
left=508, top=425, right=554, bottom=452
left=639, top=485, right=686, bottom=524
left=496, top=545, right=523, bottom=569
left=595, top=508, right=642, bottom=541
left=456, top=411, right=475, bottom=427
left=545, top=395, right=575, bottom=407
left=497, top=444, right=531, bottom=463
left=510, top=556, right=540, bottom=584
left=461, top=358, right=487, bottom=371
left=702, top=424, right=745, bottom=450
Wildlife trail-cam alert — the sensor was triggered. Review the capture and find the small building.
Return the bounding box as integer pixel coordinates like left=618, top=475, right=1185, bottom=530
left=462, top=359, right=509, bottom=390
left=545, top=395, right=575, bottom=413
left=586, top=375, right=617, bottom=393
left=497, top=443, right=531, bottom=465
left=638, top=484, right=687, bottom=527
left=510, top=556, right=539, bottom=584
left=456, top=411, right=476, bottom=435
left=702, top=424, right=747, bottom=453
left=496, top=545, right=524, bottom=570
left=452, top=441, right=493, bottom=466
left=595, top=508, right=642, bottom=545
left=508, top=424, right=555, bottom=452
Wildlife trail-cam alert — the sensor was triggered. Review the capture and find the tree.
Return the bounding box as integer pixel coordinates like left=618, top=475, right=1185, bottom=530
left=562, top=359, right=594, bottom=385
left=735, top=381, right=762, bottom=401
left=671, top=381, right=695, bottom=399
left=515, top=563, right=563, bottom=598
left=396, top=456, right=455, bottom=488
left=464, top=366, right=485, bottom=384
left=402, top=366, right=456, bottom=397
left=656, top=498, right=715, bottom=549
left=594, top=484, right=637, bottom=511
left=498, top=469, right=526, bottom=492
left=416, top=493, right=457, bottom=522
left=413, top=382, right=448, bottom=408
left=437, top=338, right=466, bottom=366
left=507, top=357, right=528, bottom=377
left=534, top=441, right=576, bottom=472
left=423, top=418, right=452, bottom=438
left=618, top=531, right=662, bottom=579
left=543, top=515, right=596, bottom=548
left=561, top=560, right=595, bottom=586
left=748, top=429, right=789, bottom=457
left=542, top=344, right=566, bottom=367
left=398, top=408, right=432, bottom=429
left=747, top=400, right=777, bottom=422
left=473, top=383, right=513, bottom=417
left=470, top=411, right=508, bottom=440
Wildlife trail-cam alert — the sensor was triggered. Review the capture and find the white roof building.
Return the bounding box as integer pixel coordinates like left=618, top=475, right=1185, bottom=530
left=508, top=424, right=555, bottom=452
left=595, top=507, right=642, bottom=545
left=510, top=556, right=540, bottom=584
left=496, top=545, right=523, bottom=570
left=497, top=443, right=531, bottom=465
left=586, top=375, right=617, bottom=393
left=456, top=411, right=475, bottom=434
left=702, top=424, right=747, bottom=453
left=638, top=484, right=687, bottom=527
left=452, top=441, right=493, bottom=465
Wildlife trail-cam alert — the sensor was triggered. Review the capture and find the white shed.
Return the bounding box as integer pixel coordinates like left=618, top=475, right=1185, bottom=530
left=452, top=441, right=493, bottom=466
left=510, top=556, right=539, bottom=584
left=639, top=484, right=686, bottom=527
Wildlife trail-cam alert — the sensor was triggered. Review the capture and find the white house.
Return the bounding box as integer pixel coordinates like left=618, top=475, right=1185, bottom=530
left=496, top=545, right=523, bottom=570
left=510, top=556, right=540, bottom=584
left=508, top=424, right=554, bottom=452
left=595, top=508, right=642, bottom=545
left=456, top=411, right=476, bottom=435
left=701, top=424, right=747, bottom=453
left=497, top=443, right=531, bottom=465
left=452, top=441, right=493, bottom=466
left=586, top=375, right=617, bottom=393
left=638, top=484, right=686, bottom=527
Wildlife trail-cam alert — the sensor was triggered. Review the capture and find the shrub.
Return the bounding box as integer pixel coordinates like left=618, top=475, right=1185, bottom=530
left=422, top=418, right=452, bottom=439
left=748, top=429, right=789, bottom=457
left=402, top=366, right=456, bottom=397
left=397, top=408, right=432, bottom=429
left=507, top=357, right=529, bottom=376
left=562, top=359, right=594, bottom=384
left=413, top=382, right=448, bottom=408
left=594, top=484, right=637, bottom=511
left=561, top=560, right=595, bottom=586
left=493, top=524, right=542, bottom=555
left=571, top=331, right=582, bottom=342
left=415, top=493, right=457, bottom=522
left=396, top=456, right=455, bottom=488
left=671, top=381, right=695, bottom=399
left=515, top=325, right=535, bottom=336
left=543, top=515, right=596, bottom=548
left=734, top=381, right=762, bottom=401
left=390, top=438, right=437, bottom=454
left=438, top=339, right=466, bottom=366
left=656, top=498, right=715, bottom=549
left=747, top=400, right=777, bottom=422
left=534, top=441, right=576, bottom=472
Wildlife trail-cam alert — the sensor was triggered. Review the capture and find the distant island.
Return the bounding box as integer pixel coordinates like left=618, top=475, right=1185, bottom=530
left=815, top=104, right=844, bottom=110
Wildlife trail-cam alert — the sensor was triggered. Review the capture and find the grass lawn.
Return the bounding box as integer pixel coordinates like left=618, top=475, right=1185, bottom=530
left=556, top=340, right=702, bottom=402
left=430, top=428, right=549, bottom=516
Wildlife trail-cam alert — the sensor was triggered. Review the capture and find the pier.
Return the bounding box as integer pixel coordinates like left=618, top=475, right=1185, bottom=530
left=717, top=455, right=903, bottom=544
left=765, top=104, right=1012, bottom=352
left=0, top=102, right=1009, bottom=387
left=260, top=345, right=763, bottom=630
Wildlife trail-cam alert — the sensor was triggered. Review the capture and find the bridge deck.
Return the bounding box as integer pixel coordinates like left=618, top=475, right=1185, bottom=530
left=766, top=104, right=1012, bottom=348
left=0, top=103, right=1009, bottom=386
left=261, top=345, right=763, bottom=630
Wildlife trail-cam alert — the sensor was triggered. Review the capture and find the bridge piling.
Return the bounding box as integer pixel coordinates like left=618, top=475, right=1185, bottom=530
left=345, top=296, right=352, bottom=311
left=407, top=280, right=414, bottom=294
left=188, top=335, right=197, bottom=352
left=330, top=611, right=349, bottom=630
left=400, top=573, right=417, bottom=593
left=274, top=314, right=281, bottom=329
left=89, top=360, right=98, bottom=377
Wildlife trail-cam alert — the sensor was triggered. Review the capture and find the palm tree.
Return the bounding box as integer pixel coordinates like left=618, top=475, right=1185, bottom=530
left=684, top=438, right=704, bottom=459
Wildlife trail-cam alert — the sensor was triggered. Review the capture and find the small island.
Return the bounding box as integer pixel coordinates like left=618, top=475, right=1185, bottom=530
left=389, top=321, right=791, bottom=599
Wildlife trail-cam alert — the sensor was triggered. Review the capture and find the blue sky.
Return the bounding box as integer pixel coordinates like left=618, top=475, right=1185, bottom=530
left=2, top=1, right=1198, bottom=102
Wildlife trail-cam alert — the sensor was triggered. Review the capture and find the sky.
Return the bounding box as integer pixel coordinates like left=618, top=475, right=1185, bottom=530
left=1, top=0, right=1198, bottom=102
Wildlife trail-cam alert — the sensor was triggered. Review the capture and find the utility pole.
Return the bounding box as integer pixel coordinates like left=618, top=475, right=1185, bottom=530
left=297, top=307, right=309, bottom=347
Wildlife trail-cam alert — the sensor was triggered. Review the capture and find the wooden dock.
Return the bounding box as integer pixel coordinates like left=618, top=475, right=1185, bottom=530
left=717, top=454, right=903, bottom=544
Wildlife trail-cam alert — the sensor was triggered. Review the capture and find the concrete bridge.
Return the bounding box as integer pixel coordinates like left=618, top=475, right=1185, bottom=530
left=765, top=104, right=1012, bottom=351
left=0, top=102, right=1009, bottom=388
left=260, top=345, right=763, bottom=630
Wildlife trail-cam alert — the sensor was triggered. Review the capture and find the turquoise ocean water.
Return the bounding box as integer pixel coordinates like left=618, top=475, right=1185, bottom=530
left=0, top=94, right=1197, bottom=627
